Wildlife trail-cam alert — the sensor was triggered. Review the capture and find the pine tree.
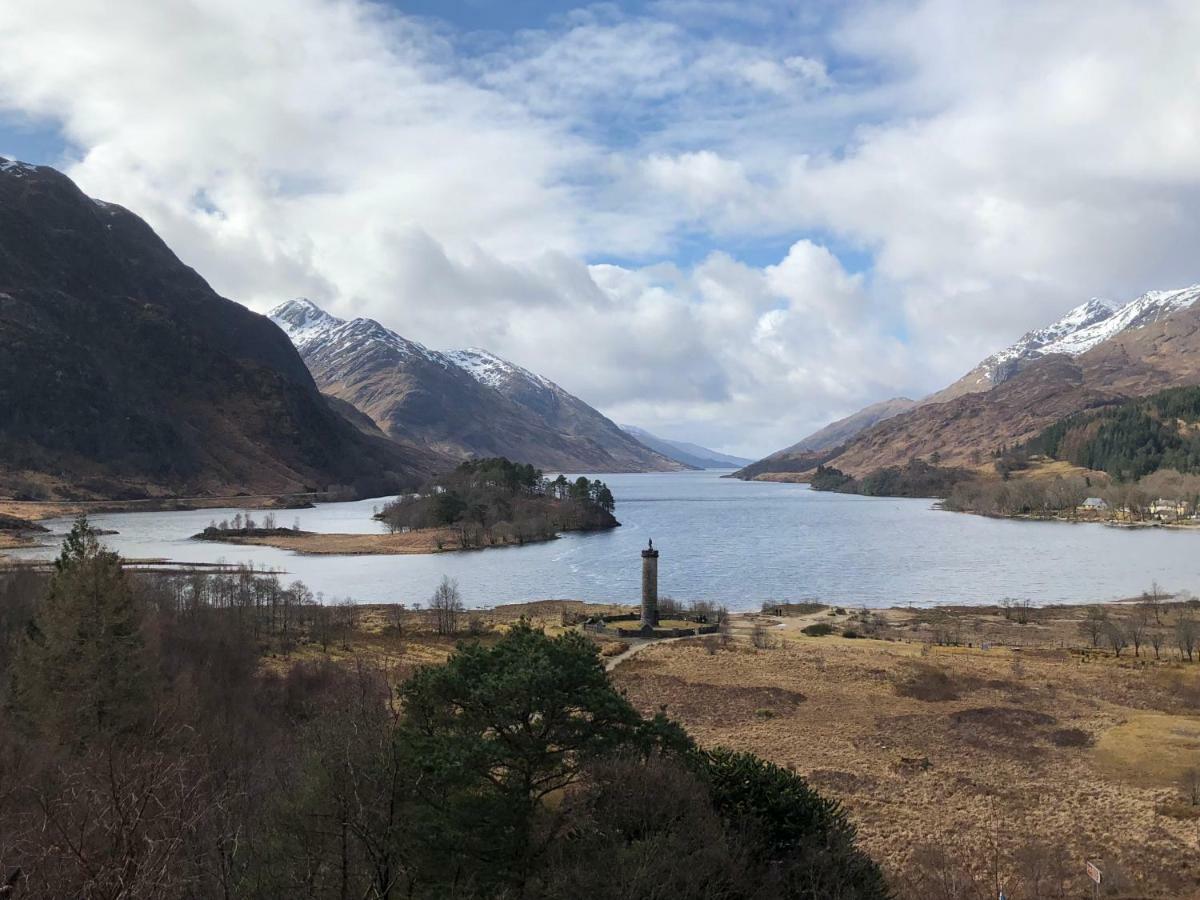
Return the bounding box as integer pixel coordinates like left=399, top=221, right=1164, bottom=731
left=9, top=516, right=152, bottom=745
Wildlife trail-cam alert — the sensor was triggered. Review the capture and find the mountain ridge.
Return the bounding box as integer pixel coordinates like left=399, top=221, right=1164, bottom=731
left=619, top=426, right=752, bottom=469
left=0, top=161, right=445, bottom=500
left=270, top=299, right=684, bottom=473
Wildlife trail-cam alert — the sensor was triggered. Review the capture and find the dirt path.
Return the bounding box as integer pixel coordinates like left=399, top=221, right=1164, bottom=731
left=603, top=633, right=699, bottom=671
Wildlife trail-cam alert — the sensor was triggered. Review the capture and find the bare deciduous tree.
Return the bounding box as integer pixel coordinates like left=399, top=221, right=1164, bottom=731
left=1176, top=614, right=1198, bottom=662
left=431, top=576, right=464, bottom=636
left=1081, top=607, right=1107, bottom=648
left=1148, top=627, right=1167, bottom=660
left=1181, top=767, right=1200, bottom=807
left=1126, top=609, right=1148, bottom=658
left=1104, top=620, right=1128, bottom=658
left=751, top=622, right=775, bottom=650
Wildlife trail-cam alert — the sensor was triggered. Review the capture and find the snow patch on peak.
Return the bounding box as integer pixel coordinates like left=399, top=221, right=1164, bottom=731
left=444, top=347, right=557, bottom=392
left=268, top=298, right=344, bottom=349
left=0, top=157, right=38, bottom=177
left=1044, top=284, right=1200, bottom=357
left=971, top=286, right=1200, bottom=389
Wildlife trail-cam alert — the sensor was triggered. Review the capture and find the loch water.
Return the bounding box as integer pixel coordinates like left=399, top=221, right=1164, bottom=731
left=10, top=470, right=1200, bottom=609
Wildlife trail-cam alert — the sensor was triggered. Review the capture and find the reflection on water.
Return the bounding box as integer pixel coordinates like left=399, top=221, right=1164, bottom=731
left=9, top=470, right=1200, bottom=609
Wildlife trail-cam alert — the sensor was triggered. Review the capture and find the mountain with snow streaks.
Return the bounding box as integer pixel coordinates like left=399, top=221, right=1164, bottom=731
left=931, top=286, right=1200, bottom=402
left=738, top=282, right=1200, bottom=480
left=269, top=300, right=684, bottom=473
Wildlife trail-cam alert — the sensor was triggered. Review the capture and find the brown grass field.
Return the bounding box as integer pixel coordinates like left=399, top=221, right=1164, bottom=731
left=263, top=597, right=1200, bottom=897
left=611, top=605, right=1200, bottom=899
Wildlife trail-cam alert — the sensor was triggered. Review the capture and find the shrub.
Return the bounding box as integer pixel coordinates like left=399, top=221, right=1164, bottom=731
left=599, top=641, right=629, bottom=657
left=802, top=622, right=835, bottom=637
left=1049, top=727, right=1093, bottom=747
left=751, top=623, right=777, bottom=649
left=842, top=628, right=862, bottom=639
left=895, top=663, right=968, bottom=701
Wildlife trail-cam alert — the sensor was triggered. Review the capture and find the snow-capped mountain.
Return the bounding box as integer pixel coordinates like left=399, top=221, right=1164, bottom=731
left=271, top=298, right=443, bottom=364
left=1043, top=285, right=1200, bottom=356
left=739, top=279, right=1200, bottom=480
left=268, top=299, right=684, bottom=473
left=934, top=284, right=1200, bottom=401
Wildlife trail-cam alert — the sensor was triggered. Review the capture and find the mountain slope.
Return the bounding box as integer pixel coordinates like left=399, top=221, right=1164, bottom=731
left=270, top=300, right=683, bottom=473
left=619, top=425, right=750, bottom=469
left=779, top=398, right=917, bottom=456
left=443, top=349, right=686, bottom=471
left=738, top=283, right=1200, bottom=480
left=0, top=160, right=445, bottom=500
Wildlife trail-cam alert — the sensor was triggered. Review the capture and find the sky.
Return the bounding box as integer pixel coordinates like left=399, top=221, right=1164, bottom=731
left=1, top=1, right=1199, bottom=458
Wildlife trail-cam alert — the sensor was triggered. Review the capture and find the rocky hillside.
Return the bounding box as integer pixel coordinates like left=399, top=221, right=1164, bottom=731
left=270, top=299, right=683, bottom=473
left=619, top=425, right=750, bottom=469
left=0, top=160, right=446, bottom=500
left=738, top=283, right=1200, bottom=480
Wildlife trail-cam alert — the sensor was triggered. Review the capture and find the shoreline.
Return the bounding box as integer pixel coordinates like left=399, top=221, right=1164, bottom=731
left=747, top=474, right=1200, bottom=530
left=193, top=526, right=571, bottom=556
left=0, top=493, right=321, bottom=523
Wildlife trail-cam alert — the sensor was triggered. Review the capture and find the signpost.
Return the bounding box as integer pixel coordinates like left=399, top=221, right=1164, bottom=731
left=1086, top=860, right=1102, bottom=899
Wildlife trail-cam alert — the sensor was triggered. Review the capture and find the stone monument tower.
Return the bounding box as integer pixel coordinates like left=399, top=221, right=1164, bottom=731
left=641, top=538, right=659, bottom=628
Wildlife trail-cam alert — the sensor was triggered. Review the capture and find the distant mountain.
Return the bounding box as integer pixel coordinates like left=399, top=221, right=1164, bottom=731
left=270, top=299, right=683, bottom=473
left=0, top=160, right=444, bottom=500
left=779, top=398, right=916, bottom=456
left=738, top=283, right=1200, bottom=480
left=619, top=426, right=750, bottom=469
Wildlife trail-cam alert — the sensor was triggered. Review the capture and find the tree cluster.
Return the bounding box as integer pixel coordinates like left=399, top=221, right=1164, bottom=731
left=1027, top=385, right=1200, bottom=481
left=810, top=458, right=973, bottom=499
left=1076, top=591, right=1200, bottom=661
left=376, top=458, right=618, bottom=549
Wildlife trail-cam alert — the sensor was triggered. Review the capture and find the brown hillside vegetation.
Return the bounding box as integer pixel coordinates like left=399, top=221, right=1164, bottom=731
left=612, top=605, right=1200, bottom=899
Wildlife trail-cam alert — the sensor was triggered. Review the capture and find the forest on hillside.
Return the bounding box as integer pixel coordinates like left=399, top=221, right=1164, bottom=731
left=0, top=519, right=887, bottom=899
left=809, top=458, right=974, bottom=499
left=376, top=457, right=617, bottom=549
left=1026, top=386, right=1200, bottom=481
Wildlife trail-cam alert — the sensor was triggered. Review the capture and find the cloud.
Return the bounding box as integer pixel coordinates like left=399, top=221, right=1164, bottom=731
left=0, top=0, right=1198, bottom=457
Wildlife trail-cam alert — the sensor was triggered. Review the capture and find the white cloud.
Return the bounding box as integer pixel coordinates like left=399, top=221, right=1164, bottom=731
left=1, top=0, right=1199, bottom=457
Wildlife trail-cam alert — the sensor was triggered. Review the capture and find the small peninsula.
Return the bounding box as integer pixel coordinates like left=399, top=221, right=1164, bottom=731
left=193, top=458, right=619, bottom=555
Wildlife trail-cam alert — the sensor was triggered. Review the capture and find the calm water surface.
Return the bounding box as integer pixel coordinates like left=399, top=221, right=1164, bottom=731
left=11, top=470, right=1200, bottom=608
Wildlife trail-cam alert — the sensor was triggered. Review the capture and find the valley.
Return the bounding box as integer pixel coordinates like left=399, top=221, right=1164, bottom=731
left=5, top=6, right=1200, bottom=898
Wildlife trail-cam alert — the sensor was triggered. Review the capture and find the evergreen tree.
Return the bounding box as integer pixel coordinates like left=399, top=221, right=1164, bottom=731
left=9, top=516, right=152, bottom=745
